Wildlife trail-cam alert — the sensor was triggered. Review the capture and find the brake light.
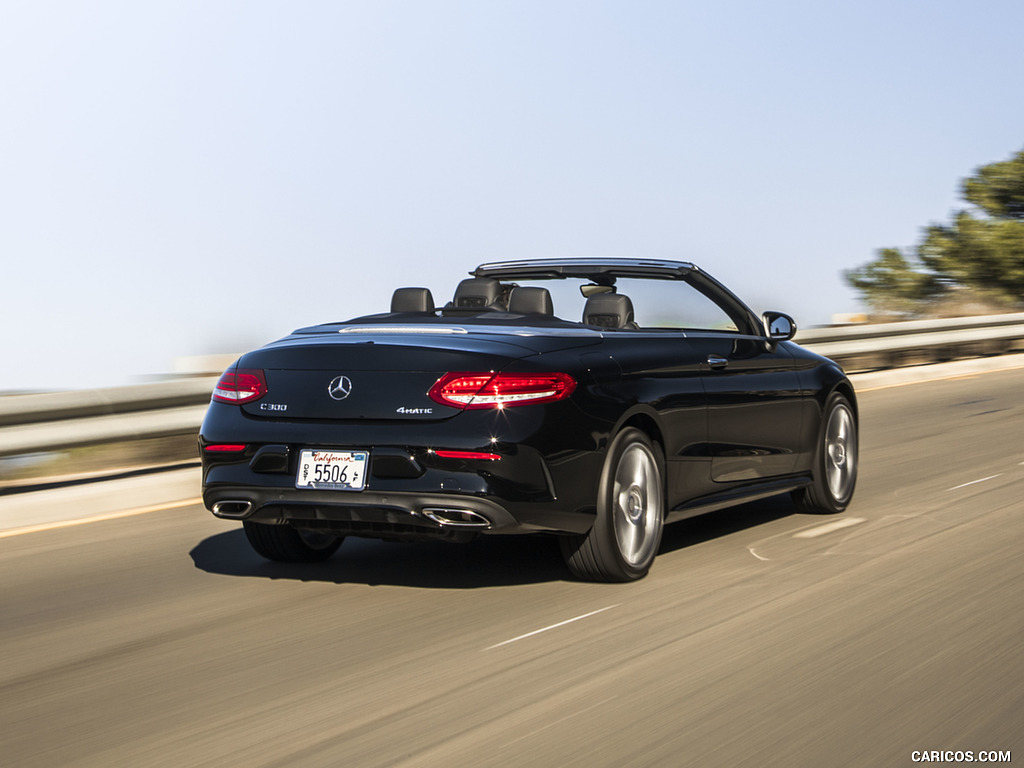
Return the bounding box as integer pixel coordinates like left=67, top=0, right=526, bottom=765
left=433, top=450, right=501, bottom=460
left=428, top=372, right=576, bottom=410
left=212, top=369, right=267, bottom=404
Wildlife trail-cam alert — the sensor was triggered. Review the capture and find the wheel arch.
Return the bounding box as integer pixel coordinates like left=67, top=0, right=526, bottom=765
left=807, top=360, right=859, bottom=423
left=611, top=406, right=667, bottom=457
left=829, top=379, right=859, bottom=424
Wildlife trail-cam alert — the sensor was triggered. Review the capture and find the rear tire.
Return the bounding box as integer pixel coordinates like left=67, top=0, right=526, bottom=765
left=793, top=391, right=858, bottom=514
left=242, top=521, right=343, bottom=562
left=561, top=428, right=665, bottom=582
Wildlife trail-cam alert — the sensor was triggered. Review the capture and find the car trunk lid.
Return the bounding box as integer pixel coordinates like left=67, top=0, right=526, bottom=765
left=235, top=325, right=598, bottom=421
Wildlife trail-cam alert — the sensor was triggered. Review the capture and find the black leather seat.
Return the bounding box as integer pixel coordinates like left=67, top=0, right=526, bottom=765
left=508, top=286, right=554, bottom=316
left=390, top=287, right=435, bottom=313
left=583, top=293, right=637, bottom=329
left=451, top=278, right=506, bottom=310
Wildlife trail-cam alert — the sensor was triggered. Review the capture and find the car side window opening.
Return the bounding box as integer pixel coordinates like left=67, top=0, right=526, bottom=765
left=503, top=277, right=741, bottom=332
left=617, top=278, right=739, bottom=332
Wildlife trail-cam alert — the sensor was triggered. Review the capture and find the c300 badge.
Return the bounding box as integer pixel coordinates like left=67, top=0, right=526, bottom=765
left=328, top=375, right=353, bottom=400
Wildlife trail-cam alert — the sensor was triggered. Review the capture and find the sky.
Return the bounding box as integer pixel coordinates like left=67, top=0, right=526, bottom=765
left=2, top=0, right=1023, bottom=392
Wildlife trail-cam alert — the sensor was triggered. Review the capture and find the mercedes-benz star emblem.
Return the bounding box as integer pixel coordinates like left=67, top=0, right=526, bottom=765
left=328, top=375, right=353, bottom=401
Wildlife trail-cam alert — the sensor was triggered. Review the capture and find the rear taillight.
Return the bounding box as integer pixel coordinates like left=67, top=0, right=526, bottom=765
left=428, top=372, right=576, bottom=410
left=212, top=369, right=267, bottom=404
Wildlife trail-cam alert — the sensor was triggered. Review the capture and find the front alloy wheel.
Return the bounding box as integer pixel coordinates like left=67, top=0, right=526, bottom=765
left=794, top=391, right=858, bottom=514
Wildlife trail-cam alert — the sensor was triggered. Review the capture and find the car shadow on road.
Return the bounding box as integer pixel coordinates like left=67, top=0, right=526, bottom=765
left=189, top=529, right=572, bottom=588
left=189, top=493, right=800, bottom=588
left=658, top=493, right=798, bottom=556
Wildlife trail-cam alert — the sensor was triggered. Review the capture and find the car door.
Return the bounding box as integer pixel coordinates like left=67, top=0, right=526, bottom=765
left=687, top=331, right=804, bottom=482
left=597, top=332, right=714, bottom=505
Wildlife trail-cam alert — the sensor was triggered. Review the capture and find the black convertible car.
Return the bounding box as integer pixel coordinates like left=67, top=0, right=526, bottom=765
left=200, top=258, right=857, bottom=581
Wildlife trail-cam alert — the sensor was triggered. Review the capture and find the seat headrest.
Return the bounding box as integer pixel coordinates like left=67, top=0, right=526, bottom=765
left=508, top=286, right=554, bottom=316
left=453, top=278, right=505, bottom=310
left=583, top=293, right=635, bottom=329
left=390, top=287, right=435, bottom=313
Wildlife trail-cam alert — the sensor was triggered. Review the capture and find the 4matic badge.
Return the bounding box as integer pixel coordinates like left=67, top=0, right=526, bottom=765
left=396, top=406, right=433, bottom=414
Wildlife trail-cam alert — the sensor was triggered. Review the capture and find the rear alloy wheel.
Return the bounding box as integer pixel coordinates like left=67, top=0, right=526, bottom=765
left=793, top=391, right=858, bottom=514
left=242, top=521, right=343, bottom=562
left=561, top=427, right=665, bottom=582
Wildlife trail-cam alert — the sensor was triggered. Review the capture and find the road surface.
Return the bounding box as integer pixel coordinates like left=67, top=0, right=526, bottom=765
left=1, top=364, right=1021, bottom=767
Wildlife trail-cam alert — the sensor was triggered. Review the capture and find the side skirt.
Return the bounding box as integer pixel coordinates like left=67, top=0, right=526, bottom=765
left=665, top=475, right=812, bottom=524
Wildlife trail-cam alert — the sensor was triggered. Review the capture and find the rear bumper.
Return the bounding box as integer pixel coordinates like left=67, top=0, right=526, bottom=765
left=200, top=398, right=608, bottom=537
left=205, top=484, right=526, bottom=539
left=201, top=448, right=595, bottom=535
left=202, top=465, right=598, bottom=537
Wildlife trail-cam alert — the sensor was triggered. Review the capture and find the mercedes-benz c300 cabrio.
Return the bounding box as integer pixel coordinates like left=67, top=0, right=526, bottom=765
left=200, top=259, right=857, bottom=581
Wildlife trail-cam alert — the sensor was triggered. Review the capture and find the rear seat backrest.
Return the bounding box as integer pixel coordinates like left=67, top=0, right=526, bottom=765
left=452, top=278, right=506, bottom=310
left=390, top=287, right=435, bottom=313
left=508, top=286, right=554, bottom=316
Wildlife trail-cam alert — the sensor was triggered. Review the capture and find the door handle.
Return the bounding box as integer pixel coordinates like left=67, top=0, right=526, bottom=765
left=707, top=354, right=729, bottom=370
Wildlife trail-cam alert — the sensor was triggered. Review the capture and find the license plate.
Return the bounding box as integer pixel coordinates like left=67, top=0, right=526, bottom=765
left=295, top=449, right=368, bottom=491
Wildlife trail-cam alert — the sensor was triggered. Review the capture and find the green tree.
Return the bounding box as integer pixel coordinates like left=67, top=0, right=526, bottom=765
left=845, top=146, right=1024, bottom=315
left=843, top=248, right=940, bottom=315
left=962, top=148, right=1024, bottom=219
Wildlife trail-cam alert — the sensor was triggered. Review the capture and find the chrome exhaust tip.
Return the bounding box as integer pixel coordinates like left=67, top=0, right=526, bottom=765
left=211, top=500, right=255, bottom=519
left=421, top=507, right=492, bottom=528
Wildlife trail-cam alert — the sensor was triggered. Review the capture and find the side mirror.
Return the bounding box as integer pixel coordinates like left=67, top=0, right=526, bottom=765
left=762, top=311, right=797, bottom=341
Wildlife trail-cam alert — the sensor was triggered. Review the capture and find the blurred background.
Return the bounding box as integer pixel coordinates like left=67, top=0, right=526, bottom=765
left=3, top=6, right=1023, bottom=765
left=3, top=0, right=1024, bottom=393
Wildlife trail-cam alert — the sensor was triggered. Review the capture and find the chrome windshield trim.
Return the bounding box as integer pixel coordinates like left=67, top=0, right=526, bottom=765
left=472, top=258, right=696, bottom=280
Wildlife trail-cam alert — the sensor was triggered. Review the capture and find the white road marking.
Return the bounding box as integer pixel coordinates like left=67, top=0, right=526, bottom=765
left=947, top=475, right=1002, bottom=492
left=793, top=517, right=867, bottom=539
left=484, top=605, right=619, bottom=650
left=747, top=547, right=769, bottom=561
left=0, top=498, right=202, bottom=539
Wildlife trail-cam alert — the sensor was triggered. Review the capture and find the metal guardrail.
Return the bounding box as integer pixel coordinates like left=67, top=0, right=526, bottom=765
left=0, top=378, right=217, bottom=458
left=796, top=312, right=1024, bottom=367
left=2, top=312, right=1023, bottom=459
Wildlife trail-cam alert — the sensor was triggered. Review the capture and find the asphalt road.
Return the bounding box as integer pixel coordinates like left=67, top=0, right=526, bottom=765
left=1, top=367, right=1021, bottom=767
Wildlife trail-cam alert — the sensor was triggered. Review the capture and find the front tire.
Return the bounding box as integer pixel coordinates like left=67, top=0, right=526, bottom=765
left=561, top=428, right=665, bottom=582
left=242, top=521, right=344, bottom=562
left=793, top=391, right=858, bottom=514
